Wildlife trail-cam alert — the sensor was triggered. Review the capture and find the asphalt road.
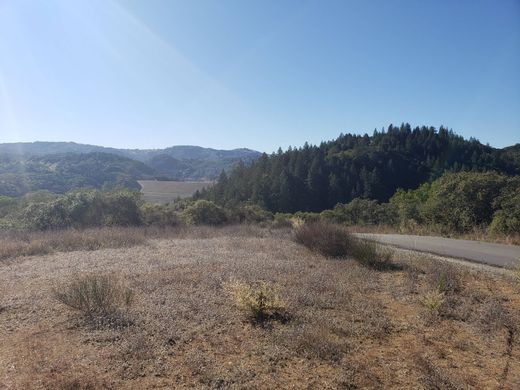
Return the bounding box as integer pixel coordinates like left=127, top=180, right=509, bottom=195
left=354, top=233, right=520, bottom=268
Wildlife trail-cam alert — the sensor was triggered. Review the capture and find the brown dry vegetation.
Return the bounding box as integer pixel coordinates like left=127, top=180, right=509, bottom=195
left=1, top=226, right=519, bottom=389
left=138, top=180, right=212, bottom=204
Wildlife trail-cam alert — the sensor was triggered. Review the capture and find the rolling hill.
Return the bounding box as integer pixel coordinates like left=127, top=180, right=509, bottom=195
left=0, top=142, right=261, bottom=196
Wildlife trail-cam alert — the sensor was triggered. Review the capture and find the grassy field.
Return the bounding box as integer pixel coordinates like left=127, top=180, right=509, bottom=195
left=1, top=226, right=519, bottom=389
left=138, top=180, right=213, bottom=203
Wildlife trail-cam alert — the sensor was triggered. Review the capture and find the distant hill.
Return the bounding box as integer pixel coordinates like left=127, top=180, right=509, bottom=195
left=0, top=142, right=260, bottom=164
left=199, top=124, right=520, bottom=213
left=0, top=152, right=156, bottom=197
left=0, top=142, right=261, bottom=196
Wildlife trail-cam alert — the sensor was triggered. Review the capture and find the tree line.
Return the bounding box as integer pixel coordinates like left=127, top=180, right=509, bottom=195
left=197, top=124, right=519, bottom=213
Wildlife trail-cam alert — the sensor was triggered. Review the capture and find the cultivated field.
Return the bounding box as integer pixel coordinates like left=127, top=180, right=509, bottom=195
left=138, top=180, right=212, bottom=203
left=0, top=226, right=519, bottom=389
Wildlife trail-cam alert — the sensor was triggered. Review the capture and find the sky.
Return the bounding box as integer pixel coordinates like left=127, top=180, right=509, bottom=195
left=0, top=0, right=519, bottom=152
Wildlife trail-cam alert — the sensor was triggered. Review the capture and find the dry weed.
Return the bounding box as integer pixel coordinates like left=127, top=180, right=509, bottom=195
left=54, top=273, right=134, bottom=328
left=224, top=279, right=289, bottom=324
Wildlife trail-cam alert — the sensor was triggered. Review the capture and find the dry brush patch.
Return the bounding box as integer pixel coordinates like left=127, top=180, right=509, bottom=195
left=0, top=226, right=519, bottom=388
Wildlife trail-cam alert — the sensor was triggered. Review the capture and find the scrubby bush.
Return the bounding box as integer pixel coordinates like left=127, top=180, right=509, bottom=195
left=18, top=189, right=142, bottom=230
left=294, top=222, right=356, bottom=258
left=427, top=262, right=463, bottom=295
left=140, top=203, right=179, bottom=226
left=272, top=213, right=293, bottom=228
left=54, top=274, right=134, bottom=326
left=390, top=183, right=431, bottom=227
left=421, top=172, right=509, bottom=232
left=352, top=240, right=394, bottom=270
left=181, top=200, right=228, bottom=225
left=229, top=203, right=273, bottom=224
left=224, top=280, right=288, bottom=324
left=489, top=184, right=520, bottom=235
left=293, top=211, right=320, bottom=223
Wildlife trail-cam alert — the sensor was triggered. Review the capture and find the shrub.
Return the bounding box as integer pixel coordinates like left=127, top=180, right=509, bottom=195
left=427, top=263, right=463, bottom=295
left=140, top=203, right=179, bottom=226
left=181, top=200, right=228, bottom=226
left=352, top=240, right=395, bottom=270
left=19, top=189, right=143, bottom=230
left=422, top=171, right=509, bottom=232
left=272, top=213, right=293, bottom=228
left=224, top=280, right=288, bottom=324
left=293, top=222, right=356, bottom=258
left=54, top=274, right=134, bottom=326
left=230, top=204, right=273, bottom=224
left=489, top=185, right=520, bottom=235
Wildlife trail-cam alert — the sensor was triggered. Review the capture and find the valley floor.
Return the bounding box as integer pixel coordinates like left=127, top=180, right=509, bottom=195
left=0, top=226, right=519, bottom=389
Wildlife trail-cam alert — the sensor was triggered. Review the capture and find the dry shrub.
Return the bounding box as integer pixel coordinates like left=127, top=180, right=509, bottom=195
left=293, top=221, right=356, bottom=258
left=54, top=274, right=134, bottom=327
left=426, top=262, right=463, bottom=295
left=352, top=239, right=397, bottom=270
left=479, top=297, right=516, bottom=332
left=224, top=280, right=289, bottom=324
left=293, top=222, right=397, bottom=270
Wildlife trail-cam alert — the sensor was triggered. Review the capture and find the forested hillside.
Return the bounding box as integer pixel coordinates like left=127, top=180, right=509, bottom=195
left=0, top=143, right=261, bottom=195
left=199, top=124, right=520, bottom=212
left=0, top=153, right=155, bottom=197
left=0, top=142, right=260, bottom=181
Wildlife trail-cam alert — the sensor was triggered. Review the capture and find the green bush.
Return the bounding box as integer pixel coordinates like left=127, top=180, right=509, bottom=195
left=139, top=203, right=179, bottom=226
left=19, top=189, right=142, bottom=230
left=181, top=200, right=228, bottom=225
left=489, top=184, right=520, bottom=234
left=230, top=203, right=273, bottom=224
left=421, top=172, right=508, bottom=232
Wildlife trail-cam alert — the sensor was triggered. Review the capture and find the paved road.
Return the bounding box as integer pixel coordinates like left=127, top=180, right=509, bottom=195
left=354, top=233, right=520, bottom=268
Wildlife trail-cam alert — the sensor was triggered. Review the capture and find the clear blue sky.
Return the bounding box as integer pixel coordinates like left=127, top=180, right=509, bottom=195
left=0, top=0, right=519, bottom=152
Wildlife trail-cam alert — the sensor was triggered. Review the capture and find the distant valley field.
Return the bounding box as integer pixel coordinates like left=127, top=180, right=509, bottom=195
left=138, top=180, right=212, bottom=203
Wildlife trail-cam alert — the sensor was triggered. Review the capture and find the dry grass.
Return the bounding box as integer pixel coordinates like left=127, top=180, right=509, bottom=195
left=138, top=180, right=212, bottom=203
left=0, top=224, right=285, bottom=262
left=0, top=226, right=519, bottom=388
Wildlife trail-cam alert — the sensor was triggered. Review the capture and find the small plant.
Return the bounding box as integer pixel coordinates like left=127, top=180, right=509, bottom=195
left=427, top=263, right=463, bottom=295
left=54, top=274, right=134, bottom=326
left=422, top=290, right=445, bottom=315
left=224, top=280, right=288, bottom=324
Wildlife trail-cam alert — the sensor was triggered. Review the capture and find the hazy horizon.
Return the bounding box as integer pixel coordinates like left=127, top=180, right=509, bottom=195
left=1, top=0, right=519, bottom=152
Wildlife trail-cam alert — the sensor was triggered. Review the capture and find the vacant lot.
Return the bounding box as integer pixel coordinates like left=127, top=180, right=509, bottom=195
left=0, top=226, right=519, bottom=389
left=138, top=180, right=212, bottom=203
